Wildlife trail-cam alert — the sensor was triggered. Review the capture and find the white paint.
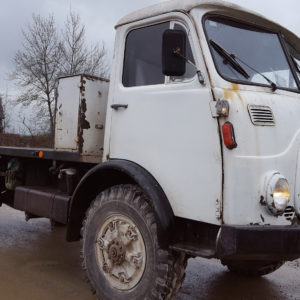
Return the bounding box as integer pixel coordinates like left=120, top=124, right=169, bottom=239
left=117, top=0, right=253, bottom=27
left=104, top=2, right=300, bottom=226
left=192, top=6, right=300, bottom=225
left=55, top=76, right=81, bottom=151
left=53, top=1, right=300, bottom=227
left=294, top=148, right=300, bottom=215
left=106, top=12, right=222, bottom=224
left=82, top=77, right=109, bottom=158
left=117, top=0, right=299, bottom=47
left=55, top=75, right=109, bottom=162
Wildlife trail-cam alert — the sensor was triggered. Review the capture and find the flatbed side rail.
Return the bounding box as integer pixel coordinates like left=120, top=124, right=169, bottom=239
left=0, top=146, right=79, bottom=162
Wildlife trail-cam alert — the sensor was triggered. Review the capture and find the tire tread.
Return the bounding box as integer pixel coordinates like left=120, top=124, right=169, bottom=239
left=81, top=184, right=187, bottom=300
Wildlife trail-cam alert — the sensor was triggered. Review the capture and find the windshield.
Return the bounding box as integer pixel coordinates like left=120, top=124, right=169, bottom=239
left=205, top=17, right=298, bottom=90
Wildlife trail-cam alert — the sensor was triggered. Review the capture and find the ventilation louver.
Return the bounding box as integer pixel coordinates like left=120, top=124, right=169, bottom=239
left=248, top=105, right=275, bottom=126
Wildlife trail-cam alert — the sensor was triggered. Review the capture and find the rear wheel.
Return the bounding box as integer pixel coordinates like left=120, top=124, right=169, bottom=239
left=222, top=260, right=284, bottom=276
left=82, top=184, right=187, bottom=300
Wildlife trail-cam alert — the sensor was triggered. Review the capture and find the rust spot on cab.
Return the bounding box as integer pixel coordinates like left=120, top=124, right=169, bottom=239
left=223, top=84, right=246, bottom=109
left=232, top=83, right=239, bottom=91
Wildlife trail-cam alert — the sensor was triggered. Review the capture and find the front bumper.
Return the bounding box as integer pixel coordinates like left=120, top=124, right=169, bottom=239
left=217, top=225, right=300, bottom=261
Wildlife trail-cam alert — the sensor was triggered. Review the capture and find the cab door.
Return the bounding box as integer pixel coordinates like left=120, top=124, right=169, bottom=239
left=106, top=14, right=223, bottom=225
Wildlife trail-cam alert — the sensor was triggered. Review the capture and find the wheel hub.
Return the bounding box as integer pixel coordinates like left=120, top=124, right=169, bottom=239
left=108, top=239, right=126, bottom=265
left=95, top=214, right=146, bottom=291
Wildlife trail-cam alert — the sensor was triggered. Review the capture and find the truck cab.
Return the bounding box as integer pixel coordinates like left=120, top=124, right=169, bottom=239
left=74, top=1, right=300, bottom=297
left=1, top=1, right=300, bottom=299
left=106, top=0, right=300, bottom=228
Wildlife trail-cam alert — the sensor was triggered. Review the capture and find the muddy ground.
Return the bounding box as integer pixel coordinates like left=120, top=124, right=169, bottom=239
left=0, top=204, right=299, bottom=300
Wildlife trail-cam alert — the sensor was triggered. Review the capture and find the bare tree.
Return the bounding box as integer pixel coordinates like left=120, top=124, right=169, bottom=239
left=12, top=15, right=62, bottom=136
left=61, top=12, right=108, bottom=77
left=12, top=12, right=108, bottom=137
left=0, top=92, right=11, bottom=133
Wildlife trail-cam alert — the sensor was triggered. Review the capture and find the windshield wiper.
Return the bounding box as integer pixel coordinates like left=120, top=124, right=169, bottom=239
left=210, top=39, right=249, bottom=79
left=235, top=56, right=277, bottom=91
left=210, top=39, right=277, bottom=91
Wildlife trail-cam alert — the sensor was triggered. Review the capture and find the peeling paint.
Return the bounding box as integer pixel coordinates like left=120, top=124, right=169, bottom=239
left=80, top=99, right=91, bottom=130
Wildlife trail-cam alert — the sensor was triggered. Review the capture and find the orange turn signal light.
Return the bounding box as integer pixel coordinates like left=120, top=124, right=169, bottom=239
left=38, top=151, right=44, bottom=158
left=222, top=122, right=237, bottom=150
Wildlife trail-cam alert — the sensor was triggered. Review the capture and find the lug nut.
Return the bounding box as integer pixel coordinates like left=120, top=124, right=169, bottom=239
left=103, top=263, right=109, bottom=273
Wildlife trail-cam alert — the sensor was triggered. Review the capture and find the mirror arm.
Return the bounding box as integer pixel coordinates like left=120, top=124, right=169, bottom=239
left=174, top=50, right=205, bottom=85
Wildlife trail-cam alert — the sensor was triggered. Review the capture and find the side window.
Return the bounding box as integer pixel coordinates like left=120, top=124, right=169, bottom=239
left=122, top=22, right=170, bottom=87
left=172, top=23, right=197, bottom=81
left=122, top=21, right=196, bottom=88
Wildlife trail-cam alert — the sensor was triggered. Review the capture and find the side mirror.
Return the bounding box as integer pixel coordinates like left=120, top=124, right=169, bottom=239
left=162, top=29, right=186, bottom=76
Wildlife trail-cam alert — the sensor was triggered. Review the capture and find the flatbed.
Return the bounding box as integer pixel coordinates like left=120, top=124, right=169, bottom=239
left=0, top=146, right=80, bottom=162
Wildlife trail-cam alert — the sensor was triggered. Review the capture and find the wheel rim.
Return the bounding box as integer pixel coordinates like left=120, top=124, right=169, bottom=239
left=95, top=214, right=147, bottom=291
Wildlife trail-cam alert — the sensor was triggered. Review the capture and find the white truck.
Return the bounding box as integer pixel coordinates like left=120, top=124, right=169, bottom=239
left=1, top=0, right=300, bottom=299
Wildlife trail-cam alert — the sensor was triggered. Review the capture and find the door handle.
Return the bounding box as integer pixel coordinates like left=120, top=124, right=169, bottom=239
left=111, top=104, right=128, bottom=110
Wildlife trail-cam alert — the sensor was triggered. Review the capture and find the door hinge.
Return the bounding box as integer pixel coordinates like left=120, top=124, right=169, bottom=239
left=210, top=99, right=230, bottom=118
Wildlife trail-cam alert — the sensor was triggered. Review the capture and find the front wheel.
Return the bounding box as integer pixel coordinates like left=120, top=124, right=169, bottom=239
left=222, top=260, right=284, bottom=277
left=82, top=184, right=187, bottom=300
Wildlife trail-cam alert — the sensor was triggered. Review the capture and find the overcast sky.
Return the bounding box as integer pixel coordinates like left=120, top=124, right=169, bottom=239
left=0, top=0, right=300, bottom=95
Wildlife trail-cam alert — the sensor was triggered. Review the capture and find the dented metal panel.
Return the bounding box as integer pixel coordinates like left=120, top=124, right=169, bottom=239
left=55, top=76, right=81, bottom=151
left=55, top=75, right=109, bottom=162
left=81, top=76, right=109, bottom=157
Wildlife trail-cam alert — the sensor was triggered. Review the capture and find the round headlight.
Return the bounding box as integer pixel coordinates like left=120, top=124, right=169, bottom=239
left=266, top=173, right=290, bottom=215
left=273, top=178, right=290, bottom=211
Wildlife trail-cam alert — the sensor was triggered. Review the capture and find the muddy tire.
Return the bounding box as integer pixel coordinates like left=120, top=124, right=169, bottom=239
left=222, top=260, right=284, bottom=276
left=82, top=184, right=187, bottom=300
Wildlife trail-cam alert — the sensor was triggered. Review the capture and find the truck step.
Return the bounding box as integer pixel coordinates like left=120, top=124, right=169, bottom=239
left=14, top=186, right=70, bottom=224
left=170, top=242, right=216, bottom=258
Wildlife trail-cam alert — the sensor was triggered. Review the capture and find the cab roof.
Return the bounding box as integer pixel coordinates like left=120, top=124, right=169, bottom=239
left=116, top=0, right=300, bottom=53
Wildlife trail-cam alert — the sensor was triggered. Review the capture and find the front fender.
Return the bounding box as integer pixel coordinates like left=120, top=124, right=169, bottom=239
left=66, top=159, right=174, bottom=249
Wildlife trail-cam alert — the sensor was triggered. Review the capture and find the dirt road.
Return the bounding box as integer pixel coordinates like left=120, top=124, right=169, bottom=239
left=0, top=205, right=299, bottom=300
